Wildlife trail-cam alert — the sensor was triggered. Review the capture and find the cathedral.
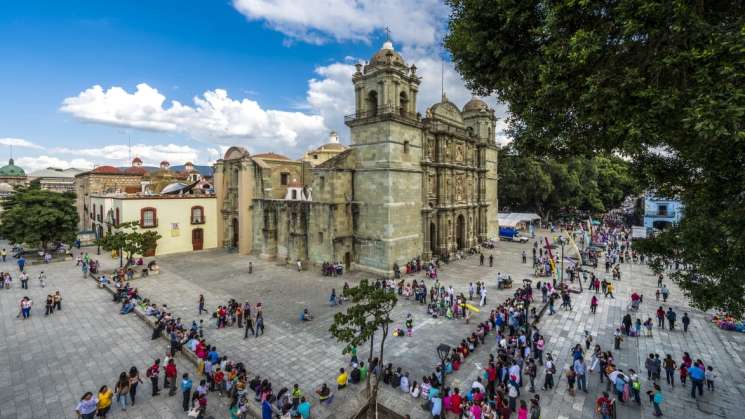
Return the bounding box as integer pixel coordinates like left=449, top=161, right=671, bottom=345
left=215, top=41, right=498, bottom=276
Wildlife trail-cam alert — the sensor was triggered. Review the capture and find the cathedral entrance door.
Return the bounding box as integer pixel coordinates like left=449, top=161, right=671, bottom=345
left=430, top=222, right=438, bottom=255
left=232, top=218, right=239, bottom=249
left=344, top=252, right=351, bottom=271
left=456, top=214, right=466, bottom=250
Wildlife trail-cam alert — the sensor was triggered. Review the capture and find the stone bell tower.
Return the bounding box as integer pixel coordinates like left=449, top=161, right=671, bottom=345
left=345, top=40, right=423, bottom=276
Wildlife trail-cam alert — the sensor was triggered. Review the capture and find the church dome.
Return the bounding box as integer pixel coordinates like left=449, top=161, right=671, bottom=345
left=0, top=159, right=25, bottom=177
left=463, top=97, right=488, bottom=112
left=369, top=41, right=406, bottom=68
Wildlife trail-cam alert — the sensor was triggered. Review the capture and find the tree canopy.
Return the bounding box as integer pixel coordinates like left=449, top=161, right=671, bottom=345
left=329, top=279, right=397, bottom=410
left=97, top=221, right=161, bottom=267
left=0, top=183, right=78, bottom=250
left=499, top=149, right=637, bottom=220
left=446, top=0, right=745, bottom=315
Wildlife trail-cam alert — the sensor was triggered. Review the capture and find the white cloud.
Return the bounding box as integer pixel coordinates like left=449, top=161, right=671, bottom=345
left=0, top=137, right=44, bottom=149
left=16, top=155, right=94, bottom=172
left=232, top=0, right=446, bottom=47
left=60, top=83, right=328, bottom=152
left=52, top=143, right=207, bottom=166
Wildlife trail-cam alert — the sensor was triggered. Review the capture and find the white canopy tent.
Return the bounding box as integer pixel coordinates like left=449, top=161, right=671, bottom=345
left=498, top=212, right=542, bottom=228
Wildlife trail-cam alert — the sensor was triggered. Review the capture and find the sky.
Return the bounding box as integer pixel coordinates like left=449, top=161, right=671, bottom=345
left=0, top=0, right=507, bottom=172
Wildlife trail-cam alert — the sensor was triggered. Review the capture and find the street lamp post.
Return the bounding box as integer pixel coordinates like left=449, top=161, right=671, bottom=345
left=560, top=236, right=566, bottom=286
left=436, top=343, right=451, bottom=389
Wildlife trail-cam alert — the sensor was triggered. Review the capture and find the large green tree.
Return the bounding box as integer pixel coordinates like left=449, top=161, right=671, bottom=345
left=0, top=183, right=78, bottom=250
left=499, top=148, right=636, bottom=219
left=446, top=0, right=745, bottom=315
left=329, top=280, right=397, bottom=418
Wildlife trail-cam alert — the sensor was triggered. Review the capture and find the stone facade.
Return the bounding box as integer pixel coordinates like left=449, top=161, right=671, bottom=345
left=243, top=42, right=499, bottom=276
left=75, top=170, right=144, bottom=232
left=213, top=149, right=308, bottom=255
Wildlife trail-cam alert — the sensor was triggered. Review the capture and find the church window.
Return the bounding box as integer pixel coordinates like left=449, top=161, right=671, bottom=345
left=318, top=232, right=324, bottom=243
left=280, top=173, right=289, bottom=185
left=367, top=91, right=378, bottom=116
left=399, top=91, right=409, bottom=115
left=403, top=141, right=410, bottom=154
left=140, top=207, right=157, bottom=228
left=291, top=190, right=297, bottom=200
left=320, top=177, right=325, bottom=191
left=191, top=206, right=204, bottom=224
left=313, top=154, right=318, bottom=160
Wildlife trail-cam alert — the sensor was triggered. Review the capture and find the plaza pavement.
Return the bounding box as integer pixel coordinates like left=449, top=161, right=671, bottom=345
left=3, top=232, right=743, bottom=419
left=384, top=239, right=745, bottom=419
left=0, top=245, right=230, bottom=419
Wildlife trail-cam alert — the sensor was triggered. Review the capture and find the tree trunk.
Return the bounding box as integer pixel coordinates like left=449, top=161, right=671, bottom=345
left=366, top=331, right=375, bottom=398
left=369, top=320, right=389, bottom=419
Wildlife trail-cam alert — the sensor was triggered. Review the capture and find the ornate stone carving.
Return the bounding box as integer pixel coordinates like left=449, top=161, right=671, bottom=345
left=455, top=142, right=464, bottom=162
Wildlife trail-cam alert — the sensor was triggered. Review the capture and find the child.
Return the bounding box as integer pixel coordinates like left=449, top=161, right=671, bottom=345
left=679, top=363, right=688, bottom=387
left=705, top=366, right=716, bottom=391
left=405, top=314, right=413, bottom=337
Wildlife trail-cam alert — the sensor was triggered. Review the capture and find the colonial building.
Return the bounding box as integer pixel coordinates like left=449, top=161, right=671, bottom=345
left=216, top=41, right=499, bottom=276
left=28, top=167, right=84, bottom=192
left=74, top=161, right=145, bottom=232
left=213, top=150, right=309, bottom=254
left=90, top=193, right=217, bottom=256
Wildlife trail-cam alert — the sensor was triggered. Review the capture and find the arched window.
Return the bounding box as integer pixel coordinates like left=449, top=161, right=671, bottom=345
left=399, top=91, right=409, bottom=116
left=367, top=91, right=378, bottom=116
left=403, top=141, right=410, bottom=154
left=291, top=190, right=297, bottom=200
left=191, top=206, right=204, bottom=224
left=140, top=207, right=157, bottom=228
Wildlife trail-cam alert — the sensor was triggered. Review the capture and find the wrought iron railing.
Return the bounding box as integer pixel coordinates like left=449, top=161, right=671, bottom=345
left=344, top=105, right=419, bottom=123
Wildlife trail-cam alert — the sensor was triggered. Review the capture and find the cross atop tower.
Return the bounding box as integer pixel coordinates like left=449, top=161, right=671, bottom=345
left=384, top=26, right=391, bottom=41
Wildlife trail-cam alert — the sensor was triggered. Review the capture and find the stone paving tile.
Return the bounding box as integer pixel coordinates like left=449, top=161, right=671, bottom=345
left=0, top=244, right=229, bottom=419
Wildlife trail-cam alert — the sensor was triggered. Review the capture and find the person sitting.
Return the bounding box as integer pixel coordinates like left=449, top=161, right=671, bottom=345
left=98, top=275, right=109, bottom=288
left=300, top=308, right=313, bottom=321
left=120, top=299, right=135, bottom=314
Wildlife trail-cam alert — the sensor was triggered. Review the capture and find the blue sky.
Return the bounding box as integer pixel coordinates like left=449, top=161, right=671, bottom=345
left=0, top=0, right=504, bottom=172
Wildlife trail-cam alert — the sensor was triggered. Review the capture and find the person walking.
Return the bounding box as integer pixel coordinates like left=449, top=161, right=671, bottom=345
left=666, top=308, right=677, bottom=331
left=542, top=354, right=555, bottom=390
left=682, top=313, right=691, bottom=332
left=114, top=372, right=130, bottom=411
left=574, top=357, right=587, bottom=393
left=663, top=355, right=677, bottom=387
left=480, top=286, right=487, bottom=306
left=244, top=312, right=255, bottom=338
left=20, top=272, right=28, bottom=289
left=75, top=392, right=98, bottom=419
left=688, top=362, right=705, bottom=399
left=181, top=373, right=193, bottom=412
left=661, top=284, right=669, bottom=302
left=128, top=367, right=142, bottom=405
left=255, top=311, right=265, bottom=337
left=651, top=384, right=664, bottom=416
left=165, top=359, right=178, bottom=396
left=656, top=306, right=665, bottom=329
left=147, top=359, right=161, bottom=396
left=198, top=294, right=208, bottom=315
left=53, top=291, right=62, bottom=311
left=590, top=295, right=598, bottom=314
left=96, top=385, right=113, bottom=418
